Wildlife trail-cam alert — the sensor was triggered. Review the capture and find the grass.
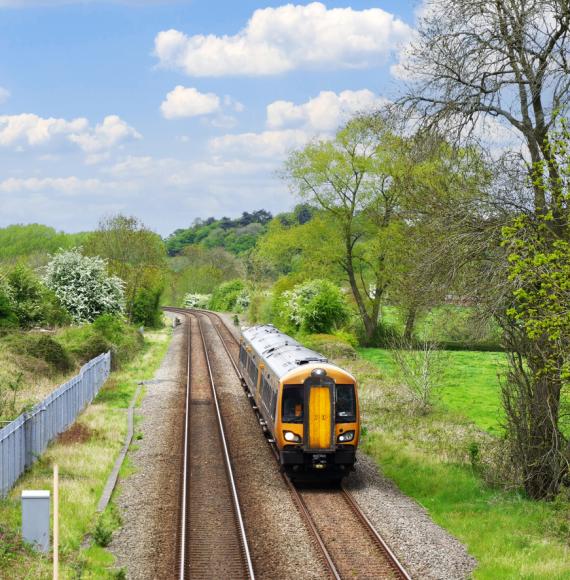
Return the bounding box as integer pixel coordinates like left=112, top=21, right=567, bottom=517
left=342, top=353, right=570, bottom=579
left=362, top=433, right=570, bottom=579
left=0, top=324, right=172, bottom=579
left=359, top=347, right=508, bottom=435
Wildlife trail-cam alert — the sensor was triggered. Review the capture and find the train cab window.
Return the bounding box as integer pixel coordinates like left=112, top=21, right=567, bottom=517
left=335, top=384, right=356, bottom=422
left=282, top=385, right=304, bottom=423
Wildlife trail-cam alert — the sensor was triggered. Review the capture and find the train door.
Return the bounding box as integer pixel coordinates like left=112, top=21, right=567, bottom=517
left=303, top=373, right=335, bottom=451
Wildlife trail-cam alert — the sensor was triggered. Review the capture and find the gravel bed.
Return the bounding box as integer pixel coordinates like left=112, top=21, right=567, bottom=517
left=344, top=452, right=477, bottom=579
left=200, top=315, right=327, bottom=580
left=108, top=315, right=185, bottom=579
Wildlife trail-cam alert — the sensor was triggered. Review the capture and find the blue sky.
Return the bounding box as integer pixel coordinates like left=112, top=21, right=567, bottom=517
left=0, top=1, right=420, bottom=235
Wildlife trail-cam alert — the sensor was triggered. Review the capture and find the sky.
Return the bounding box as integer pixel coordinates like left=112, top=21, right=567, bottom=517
left=0, top=0, right=421, bottom=235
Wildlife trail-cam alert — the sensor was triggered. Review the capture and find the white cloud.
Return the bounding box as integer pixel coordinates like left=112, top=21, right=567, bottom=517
left=0, top=113, right=140, bottom=162
left=209, top=129, right=310, bottom=159
left=267, top=89, right=389, bottom=132
left=0, top=113, right=88, bottom=147
left=154, top=2, right=413, bottom=76
left=0, top=87, right=10, bottom=104
left=68, top=115, right=141, bottom=153
left=160, top=86, right=221, bottom=119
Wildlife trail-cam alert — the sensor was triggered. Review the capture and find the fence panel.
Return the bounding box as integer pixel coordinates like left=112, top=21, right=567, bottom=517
left=0, top=351, right=111, bottom=498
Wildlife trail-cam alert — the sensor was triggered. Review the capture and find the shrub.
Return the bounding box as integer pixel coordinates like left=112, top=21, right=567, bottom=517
left=183, top=293, right=210, bottom=309
left=0, top=284, right=18, bottom=329
left=282, top=279, right=349, bottom=333
left=44, top=248, right=125, bottom=323
left=5, top=265, right=70, bottom=329
left=131, top=287, right=163, bottom=328
left=303, top=333, right=357, bottom=360
left=209, top=279, right=249, bottom=312
left=5, top=334, right=73, bottom=373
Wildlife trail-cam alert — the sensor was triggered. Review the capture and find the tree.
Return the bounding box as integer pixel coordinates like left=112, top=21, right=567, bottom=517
left=285, top=115, right=402, bottom=344
left=399, top=0, right=570, bottom=498
left=44, top=248, right=124, bottom=323
left=86, top=215, right=166, bottom=323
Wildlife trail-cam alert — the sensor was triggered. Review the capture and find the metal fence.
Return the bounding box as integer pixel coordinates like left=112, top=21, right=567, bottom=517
left=0, top=351, right=111, bottom=498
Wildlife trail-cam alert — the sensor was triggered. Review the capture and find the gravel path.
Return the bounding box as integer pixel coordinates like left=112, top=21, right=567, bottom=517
left=344, top=453, right=477, bottom=579
left=108, top=316, right=185, bottom=579
left=200, top=314, right=328, bottom=580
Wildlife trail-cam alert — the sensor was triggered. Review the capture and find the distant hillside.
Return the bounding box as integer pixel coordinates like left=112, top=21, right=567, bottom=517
left=165, top=210, right=273, bottom=256
left=0, top=224, right=87, bottom=262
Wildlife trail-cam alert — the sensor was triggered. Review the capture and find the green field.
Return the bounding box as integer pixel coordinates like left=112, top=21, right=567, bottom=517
left=358, top=348, right=508, bottom=435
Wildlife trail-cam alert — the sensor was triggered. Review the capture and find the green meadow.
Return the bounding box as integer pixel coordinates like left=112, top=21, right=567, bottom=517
left=358, top=348, right=508, bottom=435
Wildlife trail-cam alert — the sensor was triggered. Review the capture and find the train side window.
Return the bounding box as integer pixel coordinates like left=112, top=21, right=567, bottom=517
left=248, top=357, right=258, bottom=384
left=239, top=344, right=247, bottom=366
left=335, top=384, right=356, bottom=422
left=282, top=385, right=304, bottom=423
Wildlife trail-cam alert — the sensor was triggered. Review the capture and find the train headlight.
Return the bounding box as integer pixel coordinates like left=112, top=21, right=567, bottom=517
left=337, top=430, right=355, bottom=443
left=283, top=431, right=302, bottom=443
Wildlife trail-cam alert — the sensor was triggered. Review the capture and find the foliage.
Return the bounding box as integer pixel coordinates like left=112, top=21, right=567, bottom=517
left=303, top=333, right=357, bottom=360
left=0, top=224, right=86, bottom=262
left=165, top=210, right=273, bottom=256
left=281, top=279, right=349, bottom=334
left=4, top=265, right=70, bottom=329
left=43, top=248, right=125, bottom=324
left=0, top=284, right=18, bottom=329
left=85, top=215, right=166, bottom=323
left=183, top=293, right=210, bottom=309
left=131, top=287, right=163, bottom=328
left=208, top=279, right=249, bottom=312
left=164, top=246, right=244, bottom=306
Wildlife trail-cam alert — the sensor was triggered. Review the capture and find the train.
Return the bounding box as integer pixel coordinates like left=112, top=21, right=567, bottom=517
left=238, top=324, right=360, bottom=481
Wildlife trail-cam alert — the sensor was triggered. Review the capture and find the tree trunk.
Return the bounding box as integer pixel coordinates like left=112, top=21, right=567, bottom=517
left=403, top=307, right=417, bottom=342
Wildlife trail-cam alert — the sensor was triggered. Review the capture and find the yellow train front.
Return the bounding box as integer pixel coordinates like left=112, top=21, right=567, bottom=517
left=239, top=324, right=359, bottom=481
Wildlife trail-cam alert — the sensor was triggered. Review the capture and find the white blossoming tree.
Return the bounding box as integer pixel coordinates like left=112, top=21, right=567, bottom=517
left=44, top=248, right=125, bottom=323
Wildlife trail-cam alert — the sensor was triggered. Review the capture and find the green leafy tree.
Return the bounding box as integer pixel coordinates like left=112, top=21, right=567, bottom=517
left=86, top=215, right=166, bottom=323
left=399, top=0, right=570, bottom=498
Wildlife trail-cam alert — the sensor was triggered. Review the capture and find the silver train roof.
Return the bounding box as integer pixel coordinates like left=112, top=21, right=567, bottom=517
left=242, top=324, right=330, bottom=380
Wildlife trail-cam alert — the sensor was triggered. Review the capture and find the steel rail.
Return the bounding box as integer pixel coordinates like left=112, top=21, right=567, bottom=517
left=194, top=313, right=256, bottom=580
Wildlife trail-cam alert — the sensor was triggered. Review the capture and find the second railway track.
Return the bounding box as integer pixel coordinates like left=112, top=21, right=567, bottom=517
left=173, top=307, right=411, bottom=580
left=178, top=312, right=254, bottom=579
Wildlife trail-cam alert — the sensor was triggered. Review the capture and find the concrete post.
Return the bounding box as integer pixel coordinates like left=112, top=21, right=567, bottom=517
left=21, top=490, right=50, bottom=552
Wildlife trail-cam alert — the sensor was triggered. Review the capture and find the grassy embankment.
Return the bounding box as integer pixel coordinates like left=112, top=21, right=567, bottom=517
left=0, top=322, right=173, bottom=578
left=350, top=347, right=569, bottom=579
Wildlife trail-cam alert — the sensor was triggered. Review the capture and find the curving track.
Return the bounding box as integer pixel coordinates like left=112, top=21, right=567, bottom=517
left=168, top=307, right=412, bottom=580
left=174, top=311, right=255, bottom=580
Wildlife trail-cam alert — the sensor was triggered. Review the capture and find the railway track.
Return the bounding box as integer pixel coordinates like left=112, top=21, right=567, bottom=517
left=175, top=310, right=254, bottom=580
left=171, top=307, right=411, bottom=580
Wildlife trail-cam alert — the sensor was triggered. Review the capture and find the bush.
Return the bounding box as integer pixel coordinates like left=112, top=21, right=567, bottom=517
left=282, top=279, right=349, bottom=333
left=209, top=279, right=249, bottom=312
left=5, top=334, right=74, bottom=373
left=183, top=293, right=210, bottom=309
left=5, top=265, right=70, bottom=329
left=0, top=285, right=18, bottom=329
left=44, top=248, right=125, bottom=323
left=131, top=287, right=163, bottom=328
left=303, top=333, right=357, bottom=360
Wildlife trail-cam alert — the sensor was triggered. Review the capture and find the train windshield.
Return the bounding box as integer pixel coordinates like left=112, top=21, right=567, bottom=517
left=282, top=385, right=304, bottom=423
left=335, top=384, right=356, bottom=423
